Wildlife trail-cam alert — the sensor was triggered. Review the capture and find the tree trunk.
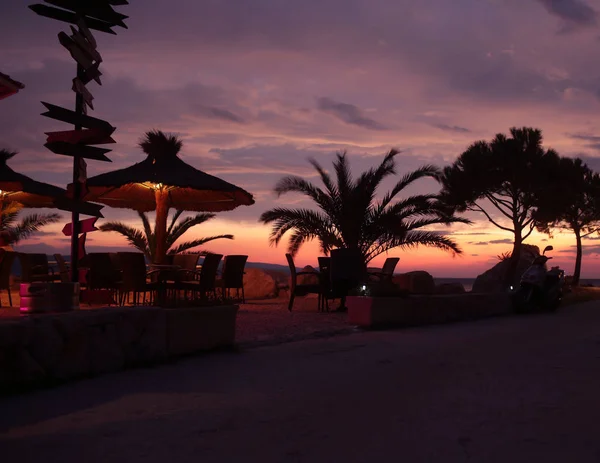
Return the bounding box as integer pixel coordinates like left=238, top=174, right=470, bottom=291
left=573, top=228, right=582, bottom=286
left=504, top=231, right=522, bottom=289
left=154, top=188, right=169, bottom=264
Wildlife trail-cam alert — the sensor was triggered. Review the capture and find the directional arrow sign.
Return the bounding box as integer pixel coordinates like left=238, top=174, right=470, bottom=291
left=54, top=197, right=104, bottom=218
left=62, top=217, right=99, bottom=236
left=69, top=26, right=102, bottom=62
left=77, top=17, right=97, bottom=48
left=44, top=0, right=128, bottom=28
left=58, top=32, right=95, bottom=69
left=44, top=141, right=112, bottom=162
left=79, top=62, right=102, bottom=86
left=66, top=182, right=89, bottom=199
left=45, top=128, right=116, bottom=145
left=41, top=102, right=114, bottom=131
left=29, top=4, right=117, bottom=34
left=72, top=78, right=94, bottom=110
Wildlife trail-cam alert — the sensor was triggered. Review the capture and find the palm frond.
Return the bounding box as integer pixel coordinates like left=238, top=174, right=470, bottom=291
left=380, top=164, right=442, bottom=210
left=9, top=213, right=60, bottom=244
left=168, top=234, right=233, bottom=255
left=167, top=213, right=216, bottom=248
left=333, top=151, right=353, bottom=198
left=99, top=221, right=150, bottom=258
left=167, top=209, right=185, bottom=234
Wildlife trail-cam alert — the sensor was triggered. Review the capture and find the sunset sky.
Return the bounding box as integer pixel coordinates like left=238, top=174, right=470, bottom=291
left=1, top=0, right=600, bottom=277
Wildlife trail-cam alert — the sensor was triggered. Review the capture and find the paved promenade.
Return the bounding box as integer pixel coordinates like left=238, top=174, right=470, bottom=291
left=2, top=301, right=600, bottom=462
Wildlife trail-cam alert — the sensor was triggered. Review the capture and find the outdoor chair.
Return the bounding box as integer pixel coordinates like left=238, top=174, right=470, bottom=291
left=217, top=255, right=248, bottom=303
left=176, top=253, right=223, bottom=301
left=286, top=253, right=323, bottom=312
left=53, top=253, right=70, bottom=283
left=116, top=252, right=159, bottom=305
left=0, top=250, right=16, bottom=307
left=328, top=248, right=366, bottom=310
left=317, top=256, right=331, bottom=312
left=172, top=253, right=200, bottom=273
left=85, top=252, right=123, bottom=305
left=368, top=257, right=399, bottom=283
left=19, top=253, right=59, bottom=283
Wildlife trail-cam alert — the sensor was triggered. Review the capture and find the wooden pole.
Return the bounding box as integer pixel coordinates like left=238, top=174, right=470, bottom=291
left=70, top=61, right=84, bottom=282
left=154, top=187, right=168, bottom=264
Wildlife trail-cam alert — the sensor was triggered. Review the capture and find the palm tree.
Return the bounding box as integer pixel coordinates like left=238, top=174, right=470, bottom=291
left=99, top=209, right=233, bottom=262
left=259, top=150, right=468, bottom=264
left=0, top=200, right=60, bottom=246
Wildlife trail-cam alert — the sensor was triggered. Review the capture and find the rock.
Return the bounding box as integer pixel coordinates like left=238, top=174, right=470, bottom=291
left=435, top=282, right=466, bottom=294
left=472, top=244, right=540, bottom=293
left=243, top=268, right=278, bottom=300
left=393, top=271, right=435, bottom=294
left=296, top=265, right=320, bottom=286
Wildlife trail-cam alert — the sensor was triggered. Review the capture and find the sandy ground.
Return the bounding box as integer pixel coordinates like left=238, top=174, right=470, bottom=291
left=0, top=291, right=351, bottom=347
left=2, top=300, right=600, bottom=461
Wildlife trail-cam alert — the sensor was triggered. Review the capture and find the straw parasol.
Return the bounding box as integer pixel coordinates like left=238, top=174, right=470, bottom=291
left=0, top=71, right=25, bottom=100
left=81, top=130, right=255, bottom=262
left=0, top=149, right=66, bottom=210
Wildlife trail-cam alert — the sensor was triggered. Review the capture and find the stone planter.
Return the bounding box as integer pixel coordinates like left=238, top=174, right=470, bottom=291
left=347, top=293, right=512, bottom=329
left=20, top=282, right=80, bottom=313
left=0, top=304, right=239, bottom=394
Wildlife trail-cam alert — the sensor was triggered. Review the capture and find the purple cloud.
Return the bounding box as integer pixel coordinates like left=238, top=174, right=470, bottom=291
left=316, top=97, right=388, bottom=131
left=536, top=0, right=597, bottom=27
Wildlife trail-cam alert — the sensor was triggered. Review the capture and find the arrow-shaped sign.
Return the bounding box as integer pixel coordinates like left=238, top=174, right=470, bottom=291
left=69, top=26, right=102, bottom=62
left=29, top=4, right=117, bottom=34
left=41, top=102, right=114, bottom=131
left=54, top=197, right=104, bottom=218
left=62, top=217, right=99, bottom=236
left=44, top=0, right=128, bottom=28
left=72, top=78, right=94, bottom=110
left=45, top=141, right=112, bottom=162
left=77, top=17, right=97, bottom=48
left=79, top=62, right=102, bottom=86
left=45, top=128, right=116, bottom=145
left=58, top=32, right=95, bottom=69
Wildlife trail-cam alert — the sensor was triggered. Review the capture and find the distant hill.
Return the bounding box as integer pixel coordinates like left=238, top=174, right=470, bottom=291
left=244, top=261, right=290, bottom=274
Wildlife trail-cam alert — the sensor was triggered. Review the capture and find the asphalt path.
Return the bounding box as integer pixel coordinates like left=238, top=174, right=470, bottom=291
left=2, top=301, right=600, bottom=462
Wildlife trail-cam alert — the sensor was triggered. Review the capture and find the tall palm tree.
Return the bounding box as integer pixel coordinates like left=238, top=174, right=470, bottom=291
left=99, top=209, right=233, bottom=262
left=260, top=150, right=468, bottom=264
left=0, top=201, right=60, bottom=246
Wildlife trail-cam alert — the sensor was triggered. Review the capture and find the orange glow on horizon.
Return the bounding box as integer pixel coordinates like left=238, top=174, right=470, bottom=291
left=16, top=216, right=600, bottom=278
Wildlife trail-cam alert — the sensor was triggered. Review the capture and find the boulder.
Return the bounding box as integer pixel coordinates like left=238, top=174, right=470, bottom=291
left=393, top=271, right=435, bottom=294
left=296, top=265, right=320, bottom=286
left=435, top=282, right=466, bottom=294
left=472, top=244, right=540, bottom=293
left=243, top=268, right=278, bottom=300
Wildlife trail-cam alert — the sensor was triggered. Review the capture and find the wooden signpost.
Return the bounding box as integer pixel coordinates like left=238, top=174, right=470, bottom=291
left=30, top=0, right=128, bottom=283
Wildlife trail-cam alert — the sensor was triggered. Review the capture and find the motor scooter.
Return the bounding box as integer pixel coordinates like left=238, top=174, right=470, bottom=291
left=512, top=245, right=565, bottom=313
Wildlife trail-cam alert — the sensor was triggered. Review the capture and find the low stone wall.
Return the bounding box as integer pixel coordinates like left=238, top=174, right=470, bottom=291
left=347, top=293, right=512, bottom=328
left=0, top=305, right=238, bottom=393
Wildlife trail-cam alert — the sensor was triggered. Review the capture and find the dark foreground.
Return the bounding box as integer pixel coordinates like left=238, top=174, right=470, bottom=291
left=1, top=301, right=600, bottom=462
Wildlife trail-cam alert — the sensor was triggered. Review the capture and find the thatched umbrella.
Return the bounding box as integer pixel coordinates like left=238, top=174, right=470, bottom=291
left=0, top=149, right=66, bottom=210
left=81, top=131, right=255, bottom=263
left=0, top=149, right=103, bottom=226
left=0, top=71, right=25, bottom=100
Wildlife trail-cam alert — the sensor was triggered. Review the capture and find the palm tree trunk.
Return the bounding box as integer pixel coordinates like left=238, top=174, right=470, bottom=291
left=573, top=228, right=582, bottom=286
left=154, top=188, right=169, bottom=264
